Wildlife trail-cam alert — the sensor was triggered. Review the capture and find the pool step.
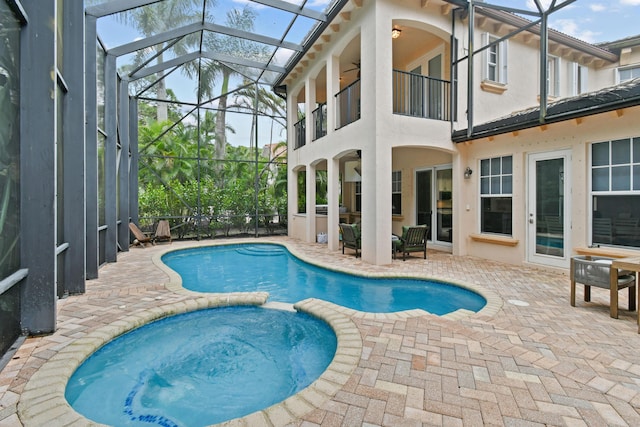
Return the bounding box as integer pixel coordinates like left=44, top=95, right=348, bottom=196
left=235, top=246, right=286, bottom=257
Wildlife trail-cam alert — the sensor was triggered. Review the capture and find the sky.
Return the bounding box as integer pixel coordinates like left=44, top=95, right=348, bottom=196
left=96, top=0, right=640, bottom=146
left=487, top=0, right=640, bottom=44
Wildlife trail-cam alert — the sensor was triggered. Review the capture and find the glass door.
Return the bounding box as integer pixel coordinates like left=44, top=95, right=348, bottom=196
left=527, top=150, right=571, bottom=267
left=416, top=169, right=432, bottom=240
left=427, top=54, right=442, bottom=119
left=436, top=168, right=452, bottom=243
left=416, top=166, right=452, bottom=244
left=409, top=66, right=423, bottom=117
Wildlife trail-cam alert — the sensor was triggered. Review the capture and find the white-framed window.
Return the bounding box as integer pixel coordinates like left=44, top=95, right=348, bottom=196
left=547, top=55, right=560, bottom=97
left=570, top=62, right=588, bottom=95
left=591, top=138, right=640, bottom=248
left=392, top=171, right=402, bottom=215
left=480, top=156, right=513, bottom=235
left=618, top=66, right=640, bottom=83
left=482, top=33, right=508, bottom=84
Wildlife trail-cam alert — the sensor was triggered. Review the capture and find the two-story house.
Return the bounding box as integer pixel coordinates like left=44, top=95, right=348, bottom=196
left=278, top=0, right=640, bottom=268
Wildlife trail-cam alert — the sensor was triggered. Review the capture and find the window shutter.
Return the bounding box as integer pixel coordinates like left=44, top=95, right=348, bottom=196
left=554, top=58, right=561, bottom=96
left=580, top=65, right=588, bottom=94
left=481, top=32, right=488, bottom=81
left=570, top=62, right=578, bottom=96
left=500, top=39, right=508, bottom=84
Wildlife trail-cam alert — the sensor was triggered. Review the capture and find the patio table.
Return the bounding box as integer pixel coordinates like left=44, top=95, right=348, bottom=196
left=610, top=256, right=640, bottom=332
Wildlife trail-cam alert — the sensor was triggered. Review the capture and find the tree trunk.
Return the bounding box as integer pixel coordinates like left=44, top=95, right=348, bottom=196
left=214, top=68, right=230, bottom=172
left=156, top=51, right=168, bottom=122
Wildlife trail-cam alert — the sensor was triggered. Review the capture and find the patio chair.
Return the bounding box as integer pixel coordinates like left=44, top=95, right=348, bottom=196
left=570, top=255, right=636, bottom=318
left=129, top=222, right=153, bottom=247
left=339, top=223, right=361, bottom=257
left=153, top=220, right=172, bottom=244
left=395, top=225, right=429, bottom=261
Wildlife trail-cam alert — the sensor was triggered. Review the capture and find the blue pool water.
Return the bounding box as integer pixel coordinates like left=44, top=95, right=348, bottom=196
left=66, top=306, right=337, bottom=427
left=536, top=235, right=564, bottom=249
left=162, top=244, right=486, bottom=314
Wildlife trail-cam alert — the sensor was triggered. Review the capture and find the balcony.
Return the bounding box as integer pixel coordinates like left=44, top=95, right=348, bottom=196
left=312, top=103, right=327, bottom=141
left=392, top=70, right=451, bottom=121
left=335, top=79, right=361, bottom=130
left=294, top=71, right=451, bottom=149
left=294, top=118, right=305, bottom=149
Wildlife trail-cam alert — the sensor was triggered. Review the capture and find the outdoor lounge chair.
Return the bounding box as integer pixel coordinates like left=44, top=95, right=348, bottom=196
left=339, top=223, right=361, bottom=257
left=128, top=222, right=153, bottom=247
left=570, top=255, right=636, bottom=318
left=395, top=225, right=429, bottom=261
left=153, top=220, right=172, bottom=244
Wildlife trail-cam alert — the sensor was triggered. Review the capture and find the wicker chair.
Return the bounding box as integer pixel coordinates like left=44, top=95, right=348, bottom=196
left=570, top=255, right=636, bottom=318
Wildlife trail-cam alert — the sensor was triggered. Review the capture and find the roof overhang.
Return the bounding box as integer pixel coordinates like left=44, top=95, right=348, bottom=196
left=452, top=79, right=640, bottom=143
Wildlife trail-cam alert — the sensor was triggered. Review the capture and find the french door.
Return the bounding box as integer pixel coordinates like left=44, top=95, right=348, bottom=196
left=416, top=166, right=452, bottom=245
left=527, top=150, right=571, bottom=267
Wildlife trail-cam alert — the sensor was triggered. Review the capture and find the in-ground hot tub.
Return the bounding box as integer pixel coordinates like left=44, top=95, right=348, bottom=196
left=65, top=306, right=337, bottom=426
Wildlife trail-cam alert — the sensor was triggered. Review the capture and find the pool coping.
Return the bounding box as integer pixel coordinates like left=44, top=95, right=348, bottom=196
left=17, top=295, right=363, bottom=427
left=154, top=240, right=503, bottom=321
left=17, top=240, right=503, bottom=426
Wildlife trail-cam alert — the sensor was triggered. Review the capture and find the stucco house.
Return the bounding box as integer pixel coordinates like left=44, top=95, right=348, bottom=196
left=279, top=0, right=640, bottom=269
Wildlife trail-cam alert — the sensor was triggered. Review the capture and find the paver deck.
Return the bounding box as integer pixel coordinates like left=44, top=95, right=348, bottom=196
left=2, top=237, right=640, bottom=426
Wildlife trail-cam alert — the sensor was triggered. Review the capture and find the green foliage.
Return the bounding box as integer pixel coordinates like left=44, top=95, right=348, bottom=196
left=124, top=0, right=290, bottom=235
left=137, top=116, right=288, bottom=235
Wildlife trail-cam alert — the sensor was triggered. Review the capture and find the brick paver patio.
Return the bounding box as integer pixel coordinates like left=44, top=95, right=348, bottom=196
left=2, top=237, right=640, bottom=426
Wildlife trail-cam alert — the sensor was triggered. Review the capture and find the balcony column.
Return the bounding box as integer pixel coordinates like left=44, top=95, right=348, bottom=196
left=327, top=157, right=340, bottom=251
left=305, top=77, right=316, bottom=144
left=286, top=94, right=299, bottom=231
left=305, top=163, right=317, bottom=243
left=326, top=54, right=340, bottom=134
left=360, top=149, right=393, bottom=265
left=360, top=0, right=393, bottom=265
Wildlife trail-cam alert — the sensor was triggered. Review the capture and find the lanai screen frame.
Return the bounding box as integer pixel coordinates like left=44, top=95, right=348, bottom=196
left=84, top=0, right=350, bottom=250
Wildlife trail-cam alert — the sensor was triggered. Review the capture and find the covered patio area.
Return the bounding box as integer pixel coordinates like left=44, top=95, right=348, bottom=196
left=3, top=239, right=640, bottom=426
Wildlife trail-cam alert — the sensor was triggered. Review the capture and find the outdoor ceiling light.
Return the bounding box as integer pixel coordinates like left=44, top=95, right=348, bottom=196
left=391, top=28, right=401, bottom=39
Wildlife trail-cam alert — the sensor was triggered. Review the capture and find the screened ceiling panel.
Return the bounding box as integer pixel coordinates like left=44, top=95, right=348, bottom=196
left=284, top=15, right=318, bottom=44
left=87, top=0, right=345, bottom=107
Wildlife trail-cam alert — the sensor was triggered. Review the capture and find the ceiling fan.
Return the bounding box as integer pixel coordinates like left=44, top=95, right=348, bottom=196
left=342, top=62, right=361, bottom=78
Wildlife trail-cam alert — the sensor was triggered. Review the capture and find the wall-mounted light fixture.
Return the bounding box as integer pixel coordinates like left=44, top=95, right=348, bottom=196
left=464, top=167, right=473, bottom=179
left=391, top=28, right=402, bottom=39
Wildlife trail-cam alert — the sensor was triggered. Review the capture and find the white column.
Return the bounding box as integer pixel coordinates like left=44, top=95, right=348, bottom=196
left=305, top=77, right=316, bottom=144
left=452, top=154, right=465, bottom=256
left=361, top=1, right=394, bottom=265
left=306, top=163, right=317, bottom=243
left=326, top=55, right=340, bottom=135
left=327, top=156, right=340, bottom=251
left=286, top=92, right=299, bottom=234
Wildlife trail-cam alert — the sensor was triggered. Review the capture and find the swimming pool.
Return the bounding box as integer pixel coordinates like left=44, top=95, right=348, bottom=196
left=162, top=243, right=486, bottom=314
left=65, top=306, right=337, bottom=426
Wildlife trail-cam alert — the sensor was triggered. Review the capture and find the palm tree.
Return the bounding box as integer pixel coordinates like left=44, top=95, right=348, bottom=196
left=231, top=83, right=287, bottom=130
left=116, top=0, right=207, bottom=121
left=195, top=5, right=270, bottom=165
